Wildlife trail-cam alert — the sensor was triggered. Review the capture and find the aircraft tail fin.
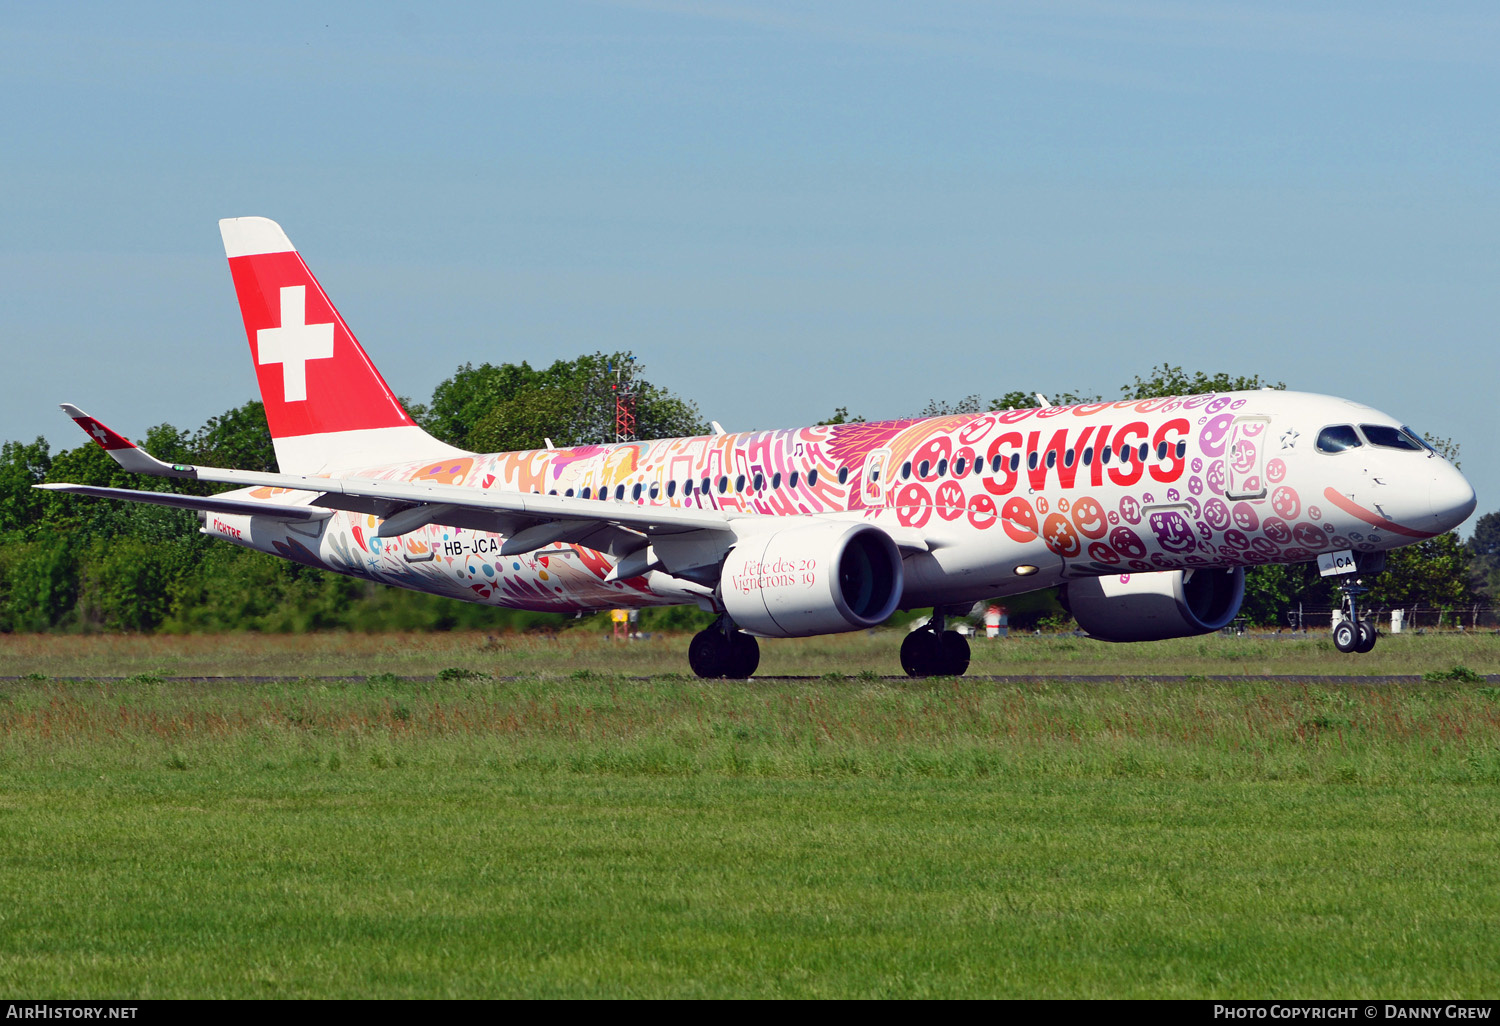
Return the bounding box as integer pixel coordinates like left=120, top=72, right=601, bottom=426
left=218, top=217, right=466, bottom=474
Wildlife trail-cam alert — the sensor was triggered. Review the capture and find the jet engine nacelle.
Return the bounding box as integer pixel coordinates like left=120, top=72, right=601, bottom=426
left=1065, top=567, right=1245, bottom=642
left=721, top=521, right=903, bottom=638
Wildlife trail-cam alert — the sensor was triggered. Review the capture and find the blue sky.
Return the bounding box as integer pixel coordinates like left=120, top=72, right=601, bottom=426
left=3, top=1, right=1496, bottom=525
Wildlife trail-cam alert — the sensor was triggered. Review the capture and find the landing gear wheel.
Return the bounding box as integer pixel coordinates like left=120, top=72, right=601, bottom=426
left=901, top=630, right=942, bottom=677
left=689, top=626, right=760, bottom=679
left=1332, top=619, right=1359, bottom=653
left=724, top=632, right=760, bottom=679
left=939, top=630, right=971, bottom=677
left=689, top=629, right=726, bottom=678
left=1355, top=619, right=1378, bottom=654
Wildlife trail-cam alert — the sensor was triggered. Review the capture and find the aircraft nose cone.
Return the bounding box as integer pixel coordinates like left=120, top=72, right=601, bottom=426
left=1430, top=465, right=1477, bottom=533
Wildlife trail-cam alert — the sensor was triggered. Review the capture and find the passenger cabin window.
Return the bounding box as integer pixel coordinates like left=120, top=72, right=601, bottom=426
left=1360, top=424, right=1423, bottom=451
left=1100, top=446, right=1111, bottom=465
left=1176, top=441, right=1187, bottom=459
left=991, top=455, right=1003, bottom=473
left=701, top=477, right=711, bottom=494
left=837, top=466, right=849, bottom=484
left=566, top=488, right=575, bottom=497
left=1063, top=449, right=1074, bottom=468
left=1316, top=425, right=1362, bottom=453
left=1009, top=454, right=1020, bottom=472
left=753, top=472, right=765, bottom=490
left=789, top=471, right=800, bottom=488
left=901, top=462, right=911, bottom=480
left=1082, top=448, right=1093, bottom=466
left=1138, top=443, right=1149, bottom=462
left=1027, top=452, right=1039, bottom=471
left=616, top=485, right=626, bottom=500
left=735, top=474, right=746, bottom=493
left=953, top=457, right=967, bottom=476
left=918, top=460, right=930, bottom=477
left=717, top=476, right=728, bottom=493
left=934, top=460, right=946, bottom=477
left=581, top=487, right=591, bottom=499
left=666, top=481, right=676, bottom=497
left=772, top=472, right=782, bottom=489
left=807, top=469, right=819, bottom=487
left=632, top=483, right=642, bottom=501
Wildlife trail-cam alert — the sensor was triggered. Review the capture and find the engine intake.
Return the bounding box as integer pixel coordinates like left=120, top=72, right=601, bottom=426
left=1065, top=567, right=1245, bottom=642
left=721, top=522, right=903, bottom=638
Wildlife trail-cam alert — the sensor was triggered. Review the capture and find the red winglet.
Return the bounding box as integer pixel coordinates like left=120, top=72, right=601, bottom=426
left=63, top=406, right=135, bottom=451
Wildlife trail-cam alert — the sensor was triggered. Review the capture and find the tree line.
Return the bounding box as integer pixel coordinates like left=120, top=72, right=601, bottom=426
left=0, top=359, right=1484, bottom=634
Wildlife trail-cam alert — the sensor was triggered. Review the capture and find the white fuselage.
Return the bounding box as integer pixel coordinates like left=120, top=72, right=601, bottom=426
left=202, top=390, right=1475, bottom=614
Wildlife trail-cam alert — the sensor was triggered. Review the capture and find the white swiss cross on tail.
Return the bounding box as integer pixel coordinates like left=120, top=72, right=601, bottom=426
left=257, top=285, right=335, bottom=403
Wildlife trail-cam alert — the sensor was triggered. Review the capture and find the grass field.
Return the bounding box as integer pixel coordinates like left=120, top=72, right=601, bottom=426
left=2, top=639, right=1500, bottom=997
left=2, top=626, right=1498, bottom=678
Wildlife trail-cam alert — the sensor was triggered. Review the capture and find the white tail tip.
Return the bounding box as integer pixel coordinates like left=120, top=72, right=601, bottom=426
left=219, top=216, right=295, bottom=258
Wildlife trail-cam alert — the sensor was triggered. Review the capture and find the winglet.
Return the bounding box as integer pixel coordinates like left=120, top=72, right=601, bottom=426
left=59, top=405, right=193, bottom=478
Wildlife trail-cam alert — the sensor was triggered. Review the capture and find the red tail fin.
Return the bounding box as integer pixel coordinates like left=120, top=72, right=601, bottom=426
left=219, top=217, right=462, bottom=473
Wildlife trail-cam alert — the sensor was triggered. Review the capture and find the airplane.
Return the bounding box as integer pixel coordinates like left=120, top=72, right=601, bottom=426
left=41, top=217, right=1477, bottom=677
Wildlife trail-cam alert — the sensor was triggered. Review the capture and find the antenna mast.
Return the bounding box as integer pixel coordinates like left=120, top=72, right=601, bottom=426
left=611, top=357, right=637, bottom=444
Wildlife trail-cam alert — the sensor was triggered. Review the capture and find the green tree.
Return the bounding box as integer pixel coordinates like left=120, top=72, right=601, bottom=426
left=1121, top=364, right=1284, bottom=399
left=1465, top=511, right=1500, bottom=600
left=430, top=352, right=707, bottom=453
left=194, top=400, right=277, bottom=474
left=1365, top=533, right=1472, bottom=612
left=818, top=407, right=866, bottom=425
left=0, top=437, right=52, bottom=537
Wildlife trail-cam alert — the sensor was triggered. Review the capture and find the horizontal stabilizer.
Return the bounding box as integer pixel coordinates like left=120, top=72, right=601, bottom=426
left=36, top=483, right=331, bottom=522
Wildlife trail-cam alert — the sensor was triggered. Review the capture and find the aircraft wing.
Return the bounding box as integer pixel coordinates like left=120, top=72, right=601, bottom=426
left=49, top=406, right=931, bottom=580
left=51, top=405, right=758, bottom=568
left=36, top=483, right=332, bottom=522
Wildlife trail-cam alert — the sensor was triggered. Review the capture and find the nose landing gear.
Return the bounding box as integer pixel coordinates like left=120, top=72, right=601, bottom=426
left=900, top=609, right=971, bottom=677
left=1332, top=581, right=1378, bottom=654
left=688, top=616, right=760, bottom=678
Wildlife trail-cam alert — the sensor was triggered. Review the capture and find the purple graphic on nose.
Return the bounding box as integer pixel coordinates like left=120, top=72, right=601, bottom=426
left=1262, top=517, right=1292, bottom=545
left=1272, top=486, right=1300, bottom=520
left=1293, top=522, right=1328, bottom=549
left=1200, top=414, right=1234, bottom=457
left=1206, top=461, right=1227, bottom=494
left=1109, top=525, right=1147, bottom=559
left=1150, top=510, right=1197, bottom=554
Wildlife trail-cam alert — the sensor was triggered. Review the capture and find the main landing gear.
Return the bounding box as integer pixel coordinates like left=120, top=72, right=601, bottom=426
left=689, top=616, right=760, bottom=679
left=1332, top=580, right=1378, bottom=655
left=900, top=608, right=971, bottom=678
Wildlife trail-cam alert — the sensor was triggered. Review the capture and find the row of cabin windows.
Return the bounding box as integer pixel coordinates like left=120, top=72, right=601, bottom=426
left=896, top=440, right=1188, bottom=481
left=560, top=466, right=849, bottom=501
left=547, top=439, right=1193, bottom=502
left=1316, top=424, right=1431, bottom=455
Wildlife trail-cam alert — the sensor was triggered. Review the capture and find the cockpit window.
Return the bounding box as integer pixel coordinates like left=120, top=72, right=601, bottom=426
left=1316, top=425, right=1362, bottom=453
left=1359, top=424, right=1423, bottom=452
left=1402, top=426, right=1438, bottom=454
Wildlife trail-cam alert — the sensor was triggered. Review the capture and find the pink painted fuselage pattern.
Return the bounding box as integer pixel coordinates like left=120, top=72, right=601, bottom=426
left=205, top=389, right=1472, bottom=614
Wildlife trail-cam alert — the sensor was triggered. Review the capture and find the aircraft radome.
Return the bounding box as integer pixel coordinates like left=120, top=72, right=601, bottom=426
left=41, top=217, right=1477, bottom=677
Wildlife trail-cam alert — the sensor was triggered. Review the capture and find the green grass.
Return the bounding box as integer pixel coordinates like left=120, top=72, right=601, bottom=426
left=1, top=627, right=1497, bottom=679
left=3, top=673, right=1500, bottom=997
